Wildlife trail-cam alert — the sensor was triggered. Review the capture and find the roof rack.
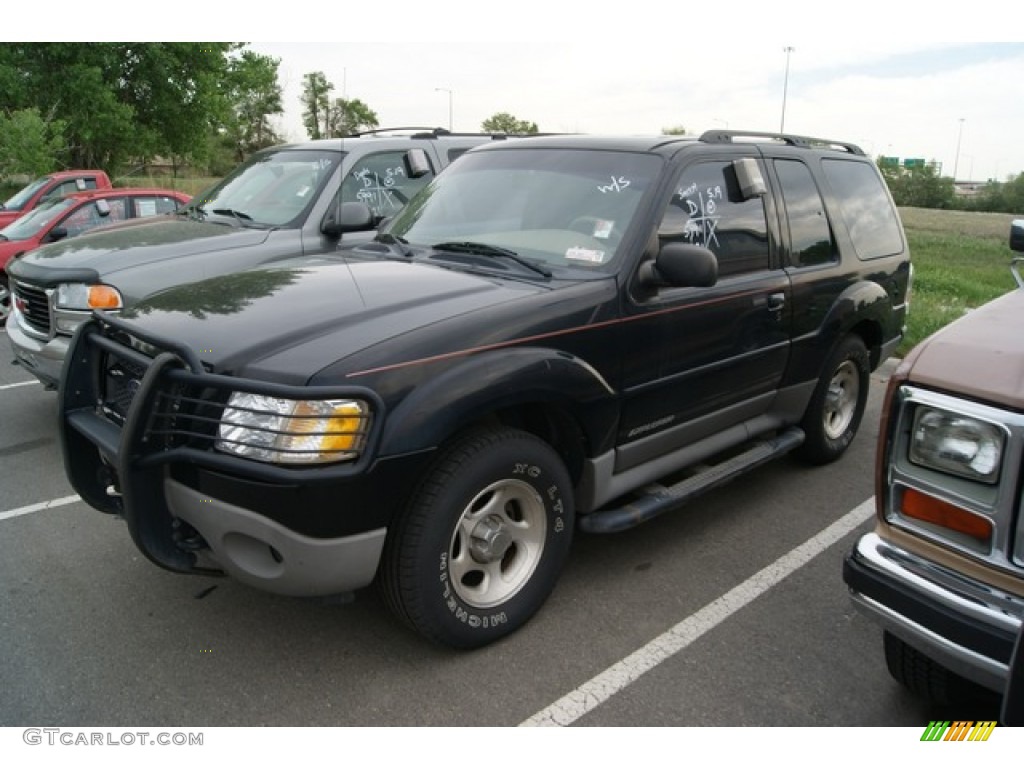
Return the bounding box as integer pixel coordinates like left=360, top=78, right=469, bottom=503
left=698, top=129, right=865, bottom=156
left=346, top=127, right=513, bottom=140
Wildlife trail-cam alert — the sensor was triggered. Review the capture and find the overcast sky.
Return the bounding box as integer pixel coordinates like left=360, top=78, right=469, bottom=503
left=23, top=1, right=1024, bottom=183
left=250, top=39, right=1023, bottom=182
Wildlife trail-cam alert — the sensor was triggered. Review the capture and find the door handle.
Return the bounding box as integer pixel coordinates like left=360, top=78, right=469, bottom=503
left=766, top=292, right=785, bottom=312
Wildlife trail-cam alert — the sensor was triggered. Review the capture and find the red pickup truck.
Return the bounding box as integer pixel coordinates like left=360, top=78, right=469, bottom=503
left=0, top=170, right=113, bottom=228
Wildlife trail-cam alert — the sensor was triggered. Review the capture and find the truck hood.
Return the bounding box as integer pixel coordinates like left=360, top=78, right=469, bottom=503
left=11, top=217, right=270, bottom=276
left=120, top=256, right=547, bottom=384
left=905, top=287, right=1024, bottom=410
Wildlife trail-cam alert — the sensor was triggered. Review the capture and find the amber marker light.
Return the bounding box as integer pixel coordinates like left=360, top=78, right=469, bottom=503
left=87, top=285, right=122, bottom=309
left=900, top=487, right=993, bottom=541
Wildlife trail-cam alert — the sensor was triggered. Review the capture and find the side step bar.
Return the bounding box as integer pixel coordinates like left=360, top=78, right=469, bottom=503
left=579, top=427, right=805, bottom=534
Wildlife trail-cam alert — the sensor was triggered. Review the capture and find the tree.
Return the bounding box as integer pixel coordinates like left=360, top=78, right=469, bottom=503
left=481, top=112, right=539, bottom=135
left=0, top=43, right=235, bottom=172
left=971, top=173, right=1024, bottom=214
left=220, top=50, right=284, bottom=162
left=877, top=158, right=955, bottom=209
left=0, top=108, right=68, bottom=179
left=662, top=125, right=688, bottom=135
left=301, top=71, right=333, bottom=140
left=328, top=98, right=379, bottom=136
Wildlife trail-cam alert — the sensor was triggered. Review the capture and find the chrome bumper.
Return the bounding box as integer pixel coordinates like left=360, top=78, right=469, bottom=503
left=846, top=531, right=1024, bottom=694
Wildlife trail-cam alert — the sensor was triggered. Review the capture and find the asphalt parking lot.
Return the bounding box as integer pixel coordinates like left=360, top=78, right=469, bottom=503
left=0, top=327, right=1004, bottom=732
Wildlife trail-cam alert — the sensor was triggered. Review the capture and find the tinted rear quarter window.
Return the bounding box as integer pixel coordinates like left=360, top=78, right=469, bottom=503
left=821, top=159, right=903, bottom=260
left=774, top=159, right=837, bottom=268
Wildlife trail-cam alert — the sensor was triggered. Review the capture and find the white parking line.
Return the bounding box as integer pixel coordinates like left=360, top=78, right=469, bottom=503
left=0, top=380, right=40, bottom=391
left=0, top=494, right=81, bottom=522
left=519, top=497, right=876, bottom=727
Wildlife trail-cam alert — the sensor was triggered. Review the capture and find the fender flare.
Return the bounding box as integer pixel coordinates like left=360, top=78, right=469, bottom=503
left=378, top=346, right=620, bottom=457
left=817, top=278, right=891, bottom=359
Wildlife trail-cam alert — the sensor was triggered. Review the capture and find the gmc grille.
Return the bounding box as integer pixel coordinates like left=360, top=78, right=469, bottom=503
left=13, top=281, right=52, bottom=337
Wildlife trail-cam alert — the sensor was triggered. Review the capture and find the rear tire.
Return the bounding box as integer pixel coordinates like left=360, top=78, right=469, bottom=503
left=794, top=335, right=869, bottom=465
left=380, top=428, right=574, bottom=649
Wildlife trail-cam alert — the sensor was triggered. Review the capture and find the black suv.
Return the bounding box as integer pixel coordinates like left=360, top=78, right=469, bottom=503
left=59, top=130, right=911, bottom=648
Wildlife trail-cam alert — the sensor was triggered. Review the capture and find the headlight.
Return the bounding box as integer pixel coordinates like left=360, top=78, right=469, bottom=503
left=215, top=393, right=370, bottom=465
left=909, top=406, right=1004, bottom=483
left=56, top=282, right=123, bottom=311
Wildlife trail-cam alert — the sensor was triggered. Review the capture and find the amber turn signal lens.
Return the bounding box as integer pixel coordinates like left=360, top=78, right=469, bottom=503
left=900, top=487, right=992, bottom=541
left=87, top=285, right=122, bottom=309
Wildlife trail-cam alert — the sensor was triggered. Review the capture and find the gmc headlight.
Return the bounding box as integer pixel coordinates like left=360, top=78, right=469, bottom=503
left=215, top=393, right=370, bottom=465
left=909, top=407, right=1004, bottom=483
left=56, top=282, right=123, bottom=311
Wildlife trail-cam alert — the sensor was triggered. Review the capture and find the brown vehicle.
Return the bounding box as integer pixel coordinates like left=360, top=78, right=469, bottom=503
left=844, top=219, right=1024, bottom=724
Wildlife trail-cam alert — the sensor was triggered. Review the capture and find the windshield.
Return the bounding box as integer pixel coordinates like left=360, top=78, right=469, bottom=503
left=188, top=148, right=342, bottom=228
left=0, top=197, right=77, bottom=240
left=2, top=176, right=53, bottom=211
left=386, top=147, right=661, bottom=269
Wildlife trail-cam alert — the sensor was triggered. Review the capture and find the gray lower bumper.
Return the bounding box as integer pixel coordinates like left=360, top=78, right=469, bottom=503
left=847, top=532, right=1024, bottom=693
left=165, top=478, right=386, bottom=597
left=7, top=315, right=68, bottom=388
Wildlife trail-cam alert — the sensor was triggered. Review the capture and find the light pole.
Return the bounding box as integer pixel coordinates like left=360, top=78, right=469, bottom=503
left=435, top=88, right=453, bottom=131
left=953, top=118, right=965, bottom=181
left=780, top=46, right=795, bottom=133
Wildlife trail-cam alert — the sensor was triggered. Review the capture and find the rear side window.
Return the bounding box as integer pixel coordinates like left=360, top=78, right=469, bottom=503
left=132, top=196, right=182, bottom=216
left=821, top=159, right=903, bottom=260
left=774, top=159, right=837, bottom=268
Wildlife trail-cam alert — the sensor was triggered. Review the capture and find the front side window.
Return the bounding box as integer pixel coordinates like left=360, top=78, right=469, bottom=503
left=821, top=158, right=904, bottom=260
left=659, top=160, right=770, bottom=277
left=387, top=148, right=661, bottom=269
left=59, top=200, right=114, bottom=237
left=340, top=151, right=435, bottom=220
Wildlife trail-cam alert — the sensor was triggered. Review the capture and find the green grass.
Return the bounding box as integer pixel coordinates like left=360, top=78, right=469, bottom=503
left=0, top=176, right=219, bottom=200
left=897, top=207, right=1021, bottom=355
left=115, top=176, right=220, bottom=196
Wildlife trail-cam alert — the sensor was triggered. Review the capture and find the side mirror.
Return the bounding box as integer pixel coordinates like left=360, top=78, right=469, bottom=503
left=639, top=243, right=718, bottom=289
left=47, top=226, right=69, bottom=242
left=1010, top=219, right=1024, bottom=252
left=322, top=201, right=374, bottom=238
left=733, top=158, right=767, bottom=200
left=404, top=148, right=432, bottom=179
left=95, top=199, right=111, bottom=217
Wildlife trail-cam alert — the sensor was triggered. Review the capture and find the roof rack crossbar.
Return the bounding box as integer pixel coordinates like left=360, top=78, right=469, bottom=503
left=698, top=129, right=865, bottom=156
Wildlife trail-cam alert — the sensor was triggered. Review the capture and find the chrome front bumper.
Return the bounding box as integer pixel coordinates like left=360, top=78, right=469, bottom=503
left=845, top=531, right=1024, bottom=694
left=7, top=312, right=69, bottom=388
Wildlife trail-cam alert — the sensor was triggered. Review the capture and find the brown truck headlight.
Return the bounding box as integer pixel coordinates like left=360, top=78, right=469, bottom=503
left=909, top=406, right=1004, bottom=484
left=215, top=393, right=370, bottom=465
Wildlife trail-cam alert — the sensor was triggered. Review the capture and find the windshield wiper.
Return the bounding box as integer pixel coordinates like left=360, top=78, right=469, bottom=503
left=211, top=208, right=254, bottom=227
left=431, top=241, right=552, bottom=278
left=374, top=232, right=413, bottom=258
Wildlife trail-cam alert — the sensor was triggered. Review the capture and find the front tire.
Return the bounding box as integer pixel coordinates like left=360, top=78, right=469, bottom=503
left=883, top=631, right=993, bottom=707
left=794, top=335, right=869, bottom=465
left=381, top=428, right=574, bottom=649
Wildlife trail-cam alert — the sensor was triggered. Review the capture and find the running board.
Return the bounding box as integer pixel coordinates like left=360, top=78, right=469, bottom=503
left=578, top=427, right=805, bottom=534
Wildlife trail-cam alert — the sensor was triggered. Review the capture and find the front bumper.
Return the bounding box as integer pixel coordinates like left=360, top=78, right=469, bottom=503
left=7, top=312, right=69, bottom=388
left=59, top=316, right=415, bottom=597
left=844, top=531, right=1024, bottom=694
left=165, top=478, right=385, bottom=595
